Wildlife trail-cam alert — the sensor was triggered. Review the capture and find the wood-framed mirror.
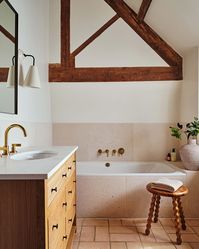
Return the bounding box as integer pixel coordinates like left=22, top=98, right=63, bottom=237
left=0, top=0, right=18, bottom=114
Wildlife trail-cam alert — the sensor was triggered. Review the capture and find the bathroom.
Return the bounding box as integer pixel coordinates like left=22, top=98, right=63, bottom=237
left=1, top=0, right=199, bottom=248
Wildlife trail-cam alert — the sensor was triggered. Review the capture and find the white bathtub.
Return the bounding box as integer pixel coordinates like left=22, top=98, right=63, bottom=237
left=76, top=161, right=186, bottom=218
left=77, top=161, right=185, bottom=176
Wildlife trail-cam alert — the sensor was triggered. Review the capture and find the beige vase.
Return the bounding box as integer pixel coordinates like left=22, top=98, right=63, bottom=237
left=179, top=139, right=199, bottom=171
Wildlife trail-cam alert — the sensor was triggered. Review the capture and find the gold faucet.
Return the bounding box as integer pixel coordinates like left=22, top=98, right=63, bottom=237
left=0, top=124, right=27, bottom=156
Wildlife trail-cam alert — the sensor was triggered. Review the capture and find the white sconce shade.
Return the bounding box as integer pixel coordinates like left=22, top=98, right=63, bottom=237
left=24, top=65, right=41, bottom=88
left=18, top=63, right=25, bottom=86
left=6, top=66, right=15, bottom=88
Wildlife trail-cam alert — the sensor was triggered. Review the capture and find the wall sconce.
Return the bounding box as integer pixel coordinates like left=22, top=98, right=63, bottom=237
left=7, top=50, right=41, bottom=88
left=23, top=53, right=41, bottom=88
left=6, top=56, right=15, bottom=88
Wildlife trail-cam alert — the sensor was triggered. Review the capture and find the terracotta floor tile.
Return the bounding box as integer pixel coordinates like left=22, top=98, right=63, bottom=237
left=95, top=227, right=109, bottom=242
left=137, top=226, right=156, bottom=243
left=74, top=230, right=81, bottom=241
left=109, top=219, right=122, bottom=226
left=122, top=219, right=136, bottom=227
left=174, top=243, right=193, bottom=249
left=78, top=242, right=110, bottom=249
left=72, top=241, right=79, bottom=249
left=110, top=226, right=137, bottom=234
left=160, top=218, right=175, bottom=226
left=142, top=242, right=176, bottom=249
left=163, top=226, right=194, bottom=234
left=186, top=219, right=199, bottom=227
left=110, top=234, right=140, bottom=242
left=168, top=234, right=199, bottom=243
left=189, top=243, right=199, bottom=249
left=80, top=226, right=95, bottom=241
left=126, top=242, right=143, bottom=249
left=77, top=218, right=84, bottom=227
left=152, top=227, right=171, bottom=242
left=83, top=218, right=108, bottom=227
left=133, top=218, right=148, bottom=227
left=191, top=227, right=199, bottom=235
left=111, top=242, right=127, bottom=249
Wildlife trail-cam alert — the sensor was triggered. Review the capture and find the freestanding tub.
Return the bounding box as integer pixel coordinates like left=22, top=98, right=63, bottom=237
left=76, top=161, right=186, bottom=218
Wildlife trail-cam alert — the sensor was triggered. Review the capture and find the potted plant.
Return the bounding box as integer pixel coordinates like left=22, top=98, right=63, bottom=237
left=170, top=117, right=199, bottom=170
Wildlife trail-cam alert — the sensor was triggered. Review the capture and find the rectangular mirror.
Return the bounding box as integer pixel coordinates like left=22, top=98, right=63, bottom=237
left=0, top=0, right=18, bottom=114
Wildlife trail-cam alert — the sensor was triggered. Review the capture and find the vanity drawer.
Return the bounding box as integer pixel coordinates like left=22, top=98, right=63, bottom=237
left=48, top=188, right=67, bottom=218
left=48, top=214, right=65, bottom=249
left=65, top=170, right=76, bottom=202
left=64, top=154, right=76, bottom=177
left=65, top=195, right=76, bottom=234
left=47, top=164, right=68, bottom=206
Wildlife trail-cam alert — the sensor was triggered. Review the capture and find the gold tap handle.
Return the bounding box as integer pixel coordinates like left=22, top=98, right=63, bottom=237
left=11, top=144, right=21, bottom=154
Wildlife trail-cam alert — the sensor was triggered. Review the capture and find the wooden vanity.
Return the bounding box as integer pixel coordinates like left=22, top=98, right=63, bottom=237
left=0, top=148, right=77, bottom=249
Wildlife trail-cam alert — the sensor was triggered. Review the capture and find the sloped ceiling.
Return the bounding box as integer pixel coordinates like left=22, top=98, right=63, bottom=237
left=124, top=0, right=199, bottom=54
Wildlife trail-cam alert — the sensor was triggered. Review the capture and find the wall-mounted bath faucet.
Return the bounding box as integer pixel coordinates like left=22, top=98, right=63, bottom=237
left=104, top=149, right=109, bottom=157
left=97, top=148, right=125, bottom=157
left=97, top=149, right=109, bottom=157
left=112, top=149, right=117, bottom=156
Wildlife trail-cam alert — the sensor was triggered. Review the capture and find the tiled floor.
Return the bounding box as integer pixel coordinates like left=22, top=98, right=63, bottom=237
left=72, top=218, right=199, bottom=249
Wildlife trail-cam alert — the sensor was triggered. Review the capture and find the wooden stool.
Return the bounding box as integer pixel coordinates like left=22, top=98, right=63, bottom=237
left=145, top=183, right=188, bottom=245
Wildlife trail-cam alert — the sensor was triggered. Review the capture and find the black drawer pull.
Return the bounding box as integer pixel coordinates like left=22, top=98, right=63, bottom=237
left=68, top=167, right=72, bottom=170
left=68, top=219, right=72, bottom=222
left=73, top=204, right=76, bottom=207
left=51, top=187, right=58, bottom=193
left=63, top=235, right=67, bottom=240
left=73, top=160, right=76, bottom=163
left=73, top=180, right=76, bottom=183
left=63, top=202, right=67, bottom=207
left=68, top=190, right=72, bottom=194
left=52, top=224, right=58, bottom=230
left=62, top=173, right=67, bottom=178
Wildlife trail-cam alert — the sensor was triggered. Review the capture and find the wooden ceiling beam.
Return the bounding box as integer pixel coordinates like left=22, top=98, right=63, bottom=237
left=72, top=14, right=119, bottom=57
left=137, top=0, right=152, bottom=23
left=104, top=0, right=182, bottom=67
left=49, top=64, right=182, bottom=82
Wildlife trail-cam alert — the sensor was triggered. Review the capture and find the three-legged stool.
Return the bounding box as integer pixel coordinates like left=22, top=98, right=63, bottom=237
left=145, top=183, right=188, bottom=245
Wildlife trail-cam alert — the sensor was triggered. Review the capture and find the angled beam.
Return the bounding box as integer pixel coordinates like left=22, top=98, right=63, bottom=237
left=0, top=25, right=15, bottom=43
left=137, top=0, right=152, bottom=23
left=104, top=0, right=182, bottom=67
left=72, top=14, right=119, bottom=57
left=49, top=64, right=182, bottom=82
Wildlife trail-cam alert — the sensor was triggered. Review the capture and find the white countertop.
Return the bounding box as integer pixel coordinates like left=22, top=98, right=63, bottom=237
left=0, top=146, right=78, bottom=180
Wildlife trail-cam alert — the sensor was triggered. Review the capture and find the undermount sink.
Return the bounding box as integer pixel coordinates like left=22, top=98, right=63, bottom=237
left=10, top=150, right=58, bottom=161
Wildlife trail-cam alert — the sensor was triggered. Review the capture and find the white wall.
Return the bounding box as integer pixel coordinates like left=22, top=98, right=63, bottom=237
left=0, top=0, right=52, bottom=146
left=180, top=47, right=199, bottom=122
left=50, top=0, right=182, bottom=123
left=51, top=82, right=181, bottom=123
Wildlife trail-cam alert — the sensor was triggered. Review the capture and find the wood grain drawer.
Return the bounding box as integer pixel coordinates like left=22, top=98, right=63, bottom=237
left=48, top=215, right=65, bottom=249
left=48, top=188, right=66, bottom=218
left=65, top=195, right=76, bottom=235
left=64, top=154, right=76, bottom=178
left=65, top=170, right=76, bottom=205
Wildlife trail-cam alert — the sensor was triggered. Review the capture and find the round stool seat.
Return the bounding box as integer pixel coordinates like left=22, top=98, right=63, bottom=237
left=146, top=183, right=188, bottom=197
left=145, top=183, right=189, bottom=245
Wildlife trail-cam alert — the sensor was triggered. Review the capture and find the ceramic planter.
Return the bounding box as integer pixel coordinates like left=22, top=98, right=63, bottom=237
left=179, top=139, right=199, bottom=171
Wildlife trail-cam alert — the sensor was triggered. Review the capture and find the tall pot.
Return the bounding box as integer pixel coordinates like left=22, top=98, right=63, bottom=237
left=179, top=139, right=199, bottom=171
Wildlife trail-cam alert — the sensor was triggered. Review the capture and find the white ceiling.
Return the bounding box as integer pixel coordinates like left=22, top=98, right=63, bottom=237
left=124, top=0, right=199, bottom=55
